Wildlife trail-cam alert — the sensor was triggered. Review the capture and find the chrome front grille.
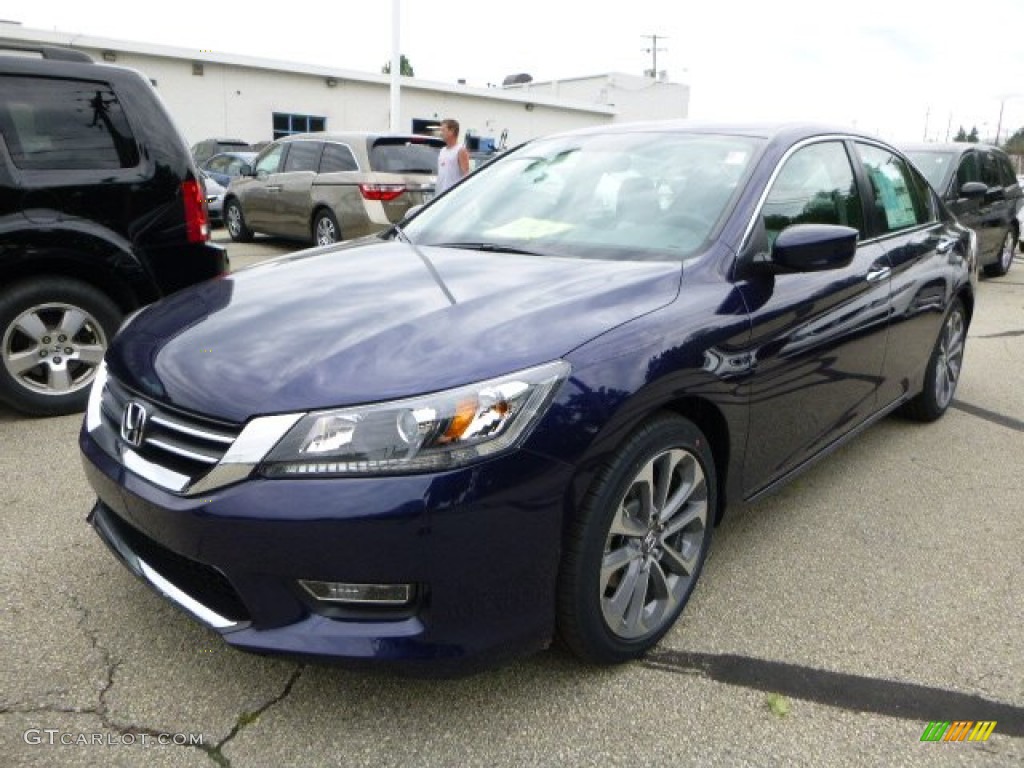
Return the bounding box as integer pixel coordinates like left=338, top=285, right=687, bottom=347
left=99, top=376, right=242, bottom=485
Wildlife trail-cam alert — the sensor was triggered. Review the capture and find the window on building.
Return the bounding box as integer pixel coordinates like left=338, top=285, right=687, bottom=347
left=272, top=113, right=326, bottom=140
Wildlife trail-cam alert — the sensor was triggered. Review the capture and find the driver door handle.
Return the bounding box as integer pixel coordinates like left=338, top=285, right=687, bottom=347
left=866, top=265, right=891, bottom=282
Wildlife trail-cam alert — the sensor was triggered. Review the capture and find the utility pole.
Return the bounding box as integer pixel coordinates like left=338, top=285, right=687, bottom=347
left=995, top=98, right=1005, bottom=146
left=641, top=34, right=667, bottom=78
left=923, top=106, right=930, bottom=141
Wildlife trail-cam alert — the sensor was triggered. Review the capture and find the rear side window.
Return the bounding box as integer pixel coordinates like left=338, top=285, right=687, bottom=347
left=856, top=144, right=933, bottom=233
left=0, top=75, right=139, bottom=170
left=320, top=143, right=358, bottom=172
left=282, top=141, right=322, bottom=172
left=761, top=141, right=864, bottom=243
left=369, top=138, right=442, bottom=173
left=979, top=151, right=1003, bottom=188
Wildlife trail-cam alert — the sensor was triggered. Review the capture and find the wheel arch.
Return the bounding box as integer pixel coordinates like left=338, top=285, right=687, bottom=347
left=0, top=247, right=151, bottom=314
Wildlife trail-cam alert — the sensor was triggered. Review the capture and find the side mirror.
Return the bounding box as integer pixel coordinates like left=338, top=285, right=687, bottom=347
left=738, top=223, right=858, bottom=278
left=770, top=224, right=858, bottom=273
left=959, top=181, right=987, bottom=200
left=239, top=164, right=254, bottom=177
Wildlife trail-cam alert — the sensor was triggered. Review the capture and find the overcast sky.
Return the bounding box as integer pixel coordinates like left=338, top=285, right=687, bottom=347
left=12, top=0, right=1024, bottom=143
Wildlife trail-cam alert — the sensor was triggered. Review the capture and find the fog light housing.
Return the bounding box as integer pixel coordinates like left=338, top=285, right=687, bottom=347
left=299, top=580, right=413, bottom=606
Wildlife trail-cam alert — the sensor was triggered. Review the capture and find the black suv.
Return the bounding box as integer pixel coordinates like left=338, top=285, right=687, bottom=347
left=0, top=44, right=228, bottom=416
left=902, top=142, right=1021, bottom=277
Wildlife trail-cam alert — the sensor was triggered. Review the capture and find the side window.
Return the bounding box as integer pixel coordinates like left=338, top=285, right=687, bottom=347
left=856, top=144, right=932, bottom=234
left=955, top=152, right=980, bottom=189
left=282, top=141, right=322, bottom=172
left=0, top=76, right=139, bottom=170
left=979, top=150, right=1003, bottom=188
left=207, top=156, right=230, bottom=173
left=997, top=154, right=1017, bottom=187
left=761, top=141, right=863, bottom=243
left=320, top=143, right=359, bottom=173
left=254, top=145, right=285, bottom=175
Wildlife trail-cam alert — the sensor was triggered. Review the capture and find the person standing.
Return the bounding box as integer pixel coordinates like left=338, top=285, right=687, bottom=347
left=435, top=118, right=470, bottom=194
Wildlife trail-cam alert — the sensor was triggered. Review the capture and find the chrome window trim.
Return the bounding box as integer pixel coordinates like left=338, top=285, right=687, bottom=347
left=737, top=134, right=941, bottom=257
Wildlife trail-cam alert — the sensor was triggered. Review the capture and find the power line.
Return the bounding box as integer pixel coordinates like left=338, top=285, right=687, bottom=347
left=641, top=34, right=668, bottom=78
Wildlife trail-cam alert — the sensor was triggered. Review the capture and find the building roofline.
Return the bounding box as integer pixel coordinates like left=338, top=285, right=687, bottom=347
left=0, top=23, right=617, bottom=116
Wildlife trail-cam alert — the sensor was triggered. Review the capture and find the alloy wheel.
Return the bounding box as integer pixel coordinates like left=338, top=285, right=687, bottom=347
left=600, top=447, right=709, bottom=640
left=934, top=306, right=965, bottom=410
left=2, top=302, right=108, bottom=397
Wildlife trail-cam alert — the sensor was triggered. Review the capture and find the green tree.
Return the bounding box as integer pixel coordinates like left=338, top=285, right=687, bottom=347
left=1002, top=126, right=1024, bottom=154
left=954, top=126, right=968, bottom=142
left=382, top=55, right=415, bottom=77
left=967, top=126, right=979, bottom=143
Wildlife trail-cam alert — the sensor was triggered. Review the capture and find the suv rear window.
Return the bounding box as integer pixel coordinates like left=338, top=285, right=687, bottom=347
left=0, top=75, right=139, bottom=170
left=368, top=138, right=442, bottom=174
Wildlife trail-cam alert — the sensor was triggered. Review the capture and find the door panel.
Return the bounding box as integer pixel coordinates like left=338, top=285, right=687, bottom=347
left=741, top=140, right=890, bottom=495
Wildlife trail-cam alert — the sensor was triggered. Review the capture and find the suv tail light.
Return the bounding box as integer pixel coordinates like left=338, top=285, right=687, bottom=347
left=181, top=179, right=210, bottom=243
left=359, top=184, right=406, bottom=202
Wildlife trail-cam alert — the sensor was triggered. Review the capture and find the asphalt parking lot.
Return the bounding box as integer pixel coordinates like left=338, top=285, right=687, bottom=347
left=1, top=234, right=1022, bottom=767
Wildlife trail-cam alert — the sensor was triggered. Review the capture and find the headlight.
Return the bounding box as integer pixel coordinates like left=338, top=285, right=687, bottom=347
left=261, top=360, right=570, bottom=477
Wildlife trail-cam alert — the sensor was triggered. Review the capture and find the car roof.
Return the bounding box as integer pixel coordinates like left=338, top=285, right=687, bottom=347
left=900, top=141, right=1004, bottom=155
left=277, top=132, right=443, bottom=145
left=563, top=119, right=872, bottom=138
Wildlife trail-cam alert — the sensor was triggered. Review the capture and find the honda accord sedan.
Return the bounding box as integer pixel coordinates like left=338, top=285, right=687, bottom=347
left=80, top=122, right=976, bottom=670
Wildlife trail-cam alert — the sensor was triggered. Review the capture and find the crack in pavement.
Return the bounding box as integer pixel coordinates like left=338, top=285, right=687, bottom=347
left=205, top=664, right=305, bottom=768
left=643, top=649, right=1024, bottom=738
left=5, top=591, right=306, bottom=767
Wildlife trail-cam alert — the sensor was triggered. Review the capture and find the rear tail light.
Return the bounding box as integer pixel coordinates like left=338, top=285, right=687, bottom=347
left=358, top=183, right=406, bottom=202
left=181, top=179, right=210, bottom=243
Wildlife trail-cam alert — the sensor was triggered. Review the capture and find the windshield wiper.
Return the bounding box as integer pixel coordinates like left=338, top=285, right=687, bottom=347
left=433, top=242, right=546, bottom=256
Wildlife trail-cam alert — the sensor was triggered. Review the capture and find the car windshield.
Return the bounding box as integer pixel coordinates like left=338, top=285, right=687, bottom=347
left=369, top=139, right=443, bottom=173
left=404, top=130, right=763, bottom=261
left=903, top=150, right=956, bottom=192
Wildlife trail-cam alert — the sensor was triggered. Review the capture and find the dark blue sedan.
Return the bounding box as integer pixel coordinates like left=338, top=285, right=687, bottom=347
left=80, top=122, right=976, bottom=670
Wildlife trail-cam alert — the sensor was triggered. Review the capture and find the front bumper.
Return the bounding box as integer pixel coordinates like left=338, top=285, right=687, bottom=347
left=81, top=427, right=572, bottom=669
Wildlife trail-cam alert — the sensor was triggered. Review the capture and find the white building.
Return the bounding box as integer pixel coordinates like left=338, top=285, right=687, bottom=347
left=0, top=23, right=689, bottom=149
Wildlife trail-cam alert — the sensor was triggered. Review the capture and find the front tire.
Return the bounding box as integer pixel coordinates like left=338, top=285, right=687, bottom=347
left=0, top=277, right=121, bottom=416
left=558, top=414, right=716, bottom=664
left=225, top=199, right=254, bottom=243
left=901, top=298, right=966, bottom=422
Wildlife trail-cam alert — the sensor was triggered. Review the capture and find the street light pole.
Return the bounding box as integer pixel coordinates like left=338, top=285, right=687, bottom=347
left=389, top=0, right=401, bottom=132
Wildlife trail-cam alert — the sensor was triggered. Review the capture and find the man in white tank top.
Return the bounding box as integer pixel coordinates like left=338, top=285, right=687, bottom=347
left=436, top=118, right=470, bottom=194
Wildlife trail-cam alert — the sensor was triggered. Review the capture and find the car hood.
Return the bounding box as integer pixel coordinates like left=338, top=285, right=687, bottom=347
left=107, top=241, right=681, bottom=422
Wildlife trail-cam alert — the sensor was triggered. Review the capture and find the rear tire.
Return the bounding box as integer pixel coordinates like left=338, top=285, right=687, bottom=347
left=225, top=199, right=254, bottom=243
left=558, top=414, right=716, bottom=664
left=983, top=229, right=1015, bottom=277
left=901, top=298, right=966, bottom=422
left=0, top=277, right=121, bottom=416
left=313, top=209, right=341, bottom=246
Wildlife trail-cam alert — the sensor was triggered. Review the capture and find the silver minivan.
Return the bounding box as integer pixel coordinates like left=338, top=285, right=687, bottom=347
left=224, top=132, right=442, bottom=245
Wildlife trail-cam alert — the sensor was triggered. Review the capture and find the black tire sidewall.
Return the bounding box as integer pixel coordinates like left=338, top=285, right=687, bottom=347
left=559, top=414, right=716, bottom=663
left=226, top=200, right=253, bottom=242
left=314, top=210, right=340, bottom=244
left=904, top=298, right=966, bottom=422
left=0, top=278, right=122, bottom=416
